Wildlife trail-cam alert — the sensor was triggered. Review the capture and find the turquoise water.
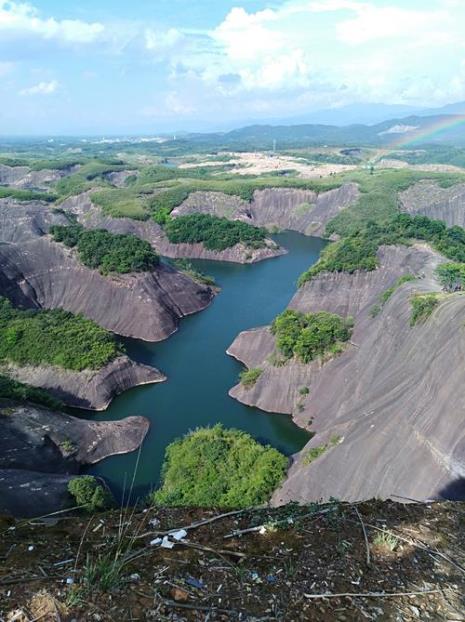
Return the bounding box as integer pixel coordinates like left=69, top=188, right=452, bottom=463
left=83, top=231, right=326, bottom=501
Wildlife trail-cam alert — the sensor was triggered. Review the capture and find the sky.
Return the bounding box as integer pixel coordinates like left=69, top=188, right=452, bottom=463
left=0, top=0, right=464, bottom=135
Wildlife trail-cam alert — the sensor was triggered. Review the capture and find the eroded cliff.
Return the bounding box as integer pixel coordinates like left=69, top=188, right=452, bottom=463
left=174, top=183, right=360, bottom=237
left=0, top=199, right=214, bottom=342
left=0, top=399, right=150, bottom=516
left=228, top=244, right=465, bottom=504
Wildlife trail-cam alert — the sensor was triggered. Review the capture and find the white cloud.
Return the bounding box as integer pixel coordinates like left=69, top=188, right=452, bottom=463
left=145, top=28, right=183, bottom=53
left=0, top=1, right=104, bottom=44
left=20, top=79, right=58, bottom=96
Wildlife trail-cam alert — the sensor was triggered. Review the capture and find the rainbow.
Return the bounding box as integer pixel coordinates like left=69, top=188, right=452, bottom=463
left=386, top=113, right=465, bottom=152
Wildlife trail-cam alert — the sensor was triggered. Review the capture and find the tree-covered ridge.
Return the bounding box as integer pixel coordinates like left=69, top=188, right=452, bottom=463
left=299, top=214, right=465, bottom=286
left=0, top=298, right=121, bottom=371
left=164, top=214, right=268, bottom=251
left=151, top=424, right=287, bottom=508
left=49, top=223, right=159, bottom=275
left=270, top=310, right=352, bottom=363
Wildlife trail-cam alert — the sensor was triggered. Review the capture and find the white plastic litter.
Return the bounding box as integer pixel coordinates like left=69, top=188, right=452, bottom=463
left=150, top=537, right=162, bottom=546
left=170, top=529, right=187, bottom=541
left=161, top=536, right=175, bottom=549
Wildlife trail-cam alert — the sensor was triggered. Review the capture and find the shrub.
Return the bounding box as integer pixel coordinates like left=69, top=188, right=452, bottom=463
left=164, top=214, right=267, bottom=251
left=50, top=224, right=159, bottom=275
left=302, top=436, right=341, bottom=466
left=151, top=424, right=288, bottom=508
left=271, top=310, right=352, bottom=363
left=239, top=367, right=262, bottom=388
left=0, top=297, right=120, bottom=371
left=0, top=375, right=62, bottom=409
left=68, top=476, right=112, bottom=512
left=410, top=294, right=439, bottom=326
left=436, top=263, right=465, bottom=291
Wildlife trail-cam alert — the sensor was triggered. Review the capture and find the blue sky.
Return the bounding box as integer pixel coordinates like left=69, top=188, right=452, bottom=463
left=0, top=0, right=463, bottom=134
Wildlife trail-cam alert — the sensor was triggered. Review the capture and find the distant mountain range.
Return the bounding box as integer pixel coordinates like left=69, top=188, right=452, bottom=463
left=173, top=109, right=465, bottom=151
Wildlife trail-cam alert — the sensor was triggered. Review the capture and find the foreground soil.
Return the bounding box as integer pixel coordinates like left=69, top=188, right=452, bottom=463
left=1, top=500, right=464, bottom=621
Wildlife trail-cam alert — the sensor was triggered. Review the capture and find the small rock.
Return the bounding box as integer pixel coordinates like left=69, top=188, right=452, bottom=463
left=170, top=587, right=189, bottom=602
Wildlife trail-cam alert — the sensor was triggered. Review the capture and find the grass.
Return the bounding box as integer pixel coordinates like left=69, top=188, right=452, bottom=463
left=171, top=259, right=216, bottom=286
left=373, top=531, right=399, bottom=552
left=410, top=294, right=440, bottom=326
left=0, top=186, right=56, bottom=202
left=370, top=274, right=417, bottom=317
left=239, top=367, right=263, bottom=388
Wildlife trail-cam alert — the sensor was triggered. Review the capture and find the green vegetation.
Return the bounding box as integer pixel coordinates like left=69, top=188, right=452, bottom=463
left=326, top=169, right=465, bottom=238
left=172, top=259, right=216, bottom=286
left=0, top=186, right=55, bottom=202
left=300, top=213, right=465, bottom=286
left=239, top=367, right=262, bottom=388
left=165, top=214, right=267, bottom=251
left=370, top=273, right=418, bottom=316
left=50, top=223, right=159, bottom=274
left=379, top=274, right=416, bottom=305
left=151, top=424, right=287, bottom=508
left=298, top=235, right=379, bottom=285
left=436, top=263, right=465, bottom=291
left=303, top=436, right=341, bottom=466
left=0, top=297, right=120, bottom=371
left=68, top=476, right=113, bottom=512
left=388, top=146, right=465, bottom=169
left=0, top=375, right=62, bottom=409
left=270, top=310, right=352, bottom=363
left=91, top=188, right=149, bottom=220
left=410, top=294, right=439, bottom=326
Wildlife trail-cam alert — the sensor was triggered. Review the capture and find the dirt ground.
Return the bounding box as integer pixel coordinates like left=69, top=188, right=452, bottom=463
left=179, top=152, right=357, bottom=178
left=1, top=500, right=464, bottom=621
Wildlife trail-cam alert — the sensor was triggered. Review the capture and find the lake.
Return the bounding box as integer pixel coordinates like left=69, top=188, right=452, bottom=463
left=83, top=231, right=326, bottom=501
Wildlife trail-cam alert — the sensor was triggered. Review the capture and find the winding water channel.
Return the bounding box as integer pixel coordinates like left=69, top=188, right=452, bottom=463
left=83, top=231, right=326, bottom=500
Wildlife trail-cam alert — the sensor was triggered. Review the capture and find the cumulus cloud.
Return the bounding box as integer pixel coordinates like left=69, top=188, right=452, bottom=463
left=0, top=1, right=104, bottom=44
left=20, top=79, right=58, bottom=96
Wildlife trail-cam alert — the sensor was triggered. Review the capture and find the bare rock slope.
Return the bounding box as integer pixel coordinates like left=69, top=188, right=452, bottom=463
left=174, top=183, right=359, bottom=237
left=228, top=244, right=465, bottom=503
left=1, top=355, right=164, bottom=410
left=0, top=199, right=214, bottom=342
left=0, top=163, right=76, bottom=190
left=400, top=180, right=465, bottom=227
left=61, top=192, right=284, bottom=263
left=0, top=399, right=150, bottom=516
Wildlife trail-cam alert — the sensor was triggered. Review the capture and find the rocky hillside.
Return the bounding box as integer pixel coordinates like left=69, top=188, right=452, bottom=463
left=227, top=243, right=465, bottom=504
left=400, top=181, right=465, bottom=227
left=0, top=399, right=150, bottom=517
left=60, top=192, right=284, bottom=264
left=1, top=500, right=464, bottom=621
left=173, top=183, right=360, bottom=237
left=1, top=355, right=164, bottom=411
left=0, top=163, right=76, bottom=190
left=0, top=199, right=214, bottom=342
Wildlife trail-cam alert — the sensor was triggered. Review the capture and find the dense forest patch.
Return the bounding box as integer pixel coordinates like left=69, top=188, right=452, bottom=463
left=299, top=214, right=465, bottom=286
left=50, top=223, right=159, bottom=274
left=151, top=424, right=287, bottom=508
left=0, top=297, right=120, bottom=371
left=164, top=214, right=268, bottom=251
left=270, top=310, right=352, bottom=363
